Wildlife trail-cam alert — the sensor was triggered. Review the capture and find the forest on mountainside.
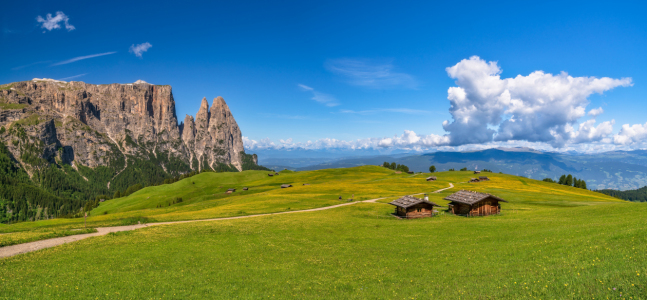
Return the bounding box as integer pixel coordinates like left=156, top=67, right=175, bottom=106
left=596, top=186, right=647, bottom=202
left=0, top=141, right=270, bottom=223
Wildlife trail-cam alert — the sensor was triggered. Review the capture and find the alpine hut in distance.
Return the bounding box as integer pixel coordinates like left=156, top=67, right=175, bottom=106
left=444, top=190, right=507, bottom=216
left=389, top=195, right=441, bottom=219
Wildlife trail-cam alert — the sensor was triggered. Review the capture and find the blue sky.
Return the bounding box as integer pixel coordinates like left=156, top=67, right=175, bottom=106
left=2, top=0, right=647, bottom=153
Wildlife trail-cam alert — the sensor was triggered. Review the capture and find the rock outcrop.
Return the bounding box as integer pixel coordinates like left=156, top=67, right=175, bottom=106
left=0, top=79, right=254, bottom=173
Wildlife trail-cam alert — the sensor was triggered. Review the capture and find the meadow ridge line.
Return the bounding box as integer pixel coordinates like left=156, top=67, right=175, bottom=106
left=0, top=183, right=454, bottom=258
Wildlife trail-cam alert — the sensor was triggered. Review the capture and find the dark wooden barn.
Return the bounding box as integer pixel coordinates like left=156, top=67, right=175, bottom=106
left=474, top=171, right=481, bottom=174
left=268, top=173, right=274, bottom=177
left=426, top=176, right=437, bottom=181
left=281, top=184, right=292, bottom=188
left=479, top=176, right=490, bottom=181
left=469, top=178, right=480, bottom=183
left=389, top=195, right=441, bottom=219
left=444, top=190, right=507, bottom=216
left=243, top=187, right=249, bottom=191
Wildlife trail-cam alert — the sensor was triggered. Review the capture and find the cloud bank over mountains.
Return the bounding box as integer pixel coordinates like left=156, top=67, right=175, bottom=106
left=245, top=56, right=645, bottom=153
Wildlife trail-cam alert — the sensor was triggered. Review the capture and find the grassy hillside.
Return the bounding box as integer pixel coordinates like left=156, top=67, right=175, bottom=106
left=2, top=166, right=644, bottom=298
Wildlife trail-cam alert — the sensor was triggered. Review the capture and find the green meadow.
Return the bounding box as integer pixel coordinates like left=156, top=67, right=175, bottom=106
left=1, top=166, right=646, bottom=299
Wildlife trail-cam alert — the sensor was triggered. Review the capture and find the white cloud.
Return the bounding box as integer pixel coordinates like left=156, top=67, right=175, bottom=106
left=57, top=73, right=87, bottom=81
left=298, top=84, right=339, bottom=107
left=613, top=122, right=647, bottom=145
left=244, top=130, right=449, bottom=151
left=325, top=58, right=417, bottom=89
left=36, top=11, right=75, bottom=32
left=442, top=56, right=632, bottom=147
left=569, top=119, right=615, bottom=144
left=129, top=42, right=152, bottom=58
left=51, top=52, right=117, bottom=66
left=339, top=108, right=430, bottom=115
left=588, top=107, right=604, bottom=117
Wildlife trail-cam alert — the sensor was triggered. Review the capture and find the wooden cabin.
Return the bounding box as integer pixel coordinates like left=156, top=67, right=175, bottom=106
left=479, top=176, right=490, bottom=181
left=268, top=173, right=274, bottom=177
left=226, top=188, right=236, bottom=194
left=243, top=187, right=249, bottom=191
left=395, top=171, right=402, bottom=174
left=303, top=183, right=310, bottom=186
left=281, top=184, right=292, bottom=188
left=275, top=172, right=280, bottom=175
left=407, top=171, right=414, bottom=174
left=444, top=190, right=507, bottom=216
left=474, top=171, right=481, bottom=174
left=389, top=195, right=441, bottom=219
left=426, top=176, right=437, bottom=181
left=469, top=178, right=480, bottom=183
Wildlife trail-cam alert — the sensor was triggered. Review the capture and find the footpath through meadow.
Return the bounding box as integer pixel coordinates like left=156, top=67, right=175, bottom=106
left=0, top=183, right=454, bottom=258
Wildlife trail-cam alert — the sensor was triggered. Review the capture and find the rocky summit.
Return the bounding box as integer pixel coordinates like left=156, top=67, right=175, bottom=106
left=0, top=79, right=258, bottom=178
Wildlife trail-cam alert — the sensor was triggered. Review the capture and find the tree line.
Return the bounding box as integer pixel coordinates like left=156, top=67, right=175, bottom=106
left=542, top=174, right=587, bottom=189
left=382, top=162, right=410, bottom=173
left=596, top=186, right=647, bottom=202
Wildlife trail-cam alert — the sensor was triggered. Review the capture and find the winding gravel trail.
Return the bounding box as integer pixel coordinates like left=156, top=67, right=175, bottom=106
left=0, top=183, right=454, bottom=259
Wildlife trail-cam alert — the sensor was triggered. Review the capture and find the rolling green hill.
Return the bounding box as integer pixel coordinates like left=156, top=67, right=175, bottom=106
left=1, top=166, right=645, bottom=299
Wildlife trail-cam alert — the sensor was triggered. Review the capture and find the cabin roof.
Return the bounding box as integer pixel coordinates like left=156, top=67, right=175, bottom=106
left=280, top=184, right=292, bottom=188
left=389, top=195, right=440, bottom=209
left=444, top=190, right=507, bottom=205
left=227, top=188, right=236, bottom=191
left=426, top=176, right=437, bottom=180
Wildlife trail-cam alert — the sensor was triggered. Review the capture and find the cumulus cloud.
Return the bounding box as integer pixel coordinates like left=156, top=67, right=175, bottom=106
left=244, top=130, right=449, bottom=152
left=588, top=107, right=604, bottom=118
left=442, top=56, right=632, bottom=147
left=298, top=84, right=339, bottom=107
left=613, top=122, right=647, bottom=145
left=129, top=42, right=152, bottom=58
left=36, top=11, right=75, bottom=32
left=325, top=58, right=417, bottom=89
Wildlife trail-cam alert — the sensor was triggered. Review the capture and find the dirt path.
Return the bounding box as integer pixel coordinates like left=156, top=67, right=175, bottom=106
left=0, top=183, right=453, bottom=259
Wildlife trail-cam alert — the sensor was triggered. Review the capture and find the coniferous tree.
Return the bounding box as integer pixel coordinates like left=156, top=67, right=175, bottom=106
left=113, top=190, right=121, bottom=199
left=565, top=174, right=573, bottom=186
left=558, top=175, right=566, bottom=185
left=581, top=180, right=587, bottom=189
left=390, top=162, right=396, bottom=170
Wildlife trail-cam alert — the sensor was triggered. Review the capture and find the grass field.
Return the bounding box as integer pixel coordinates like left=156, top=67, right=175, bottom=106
left=1, top=166, right=645, bottom=299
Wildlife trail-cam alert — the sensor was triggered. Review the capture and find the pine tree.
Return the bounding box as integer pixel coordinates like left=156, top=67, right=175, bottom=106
left=390, top=162, right=396, bottom=170
left=558, top=175, right=566, bottom=185
left=581, top=180, right=587, bottom=189
left=565, top=174, right=573, bottom=186
left=113, top=190, right=121, bottom=199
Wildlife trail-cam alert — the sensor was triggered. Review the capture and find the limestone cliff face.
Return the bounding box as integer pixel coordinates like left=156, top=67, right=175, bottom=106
left=188, top=96, right=245, bottom=171
left=0, top=79, right=252, bottom=173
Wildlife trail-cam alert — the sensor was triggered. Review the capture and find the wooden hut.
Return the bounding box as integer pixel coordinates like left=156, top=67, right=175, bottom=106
left=268, top=173, right=274, bottom=177
left=226, top=188, right=236, bottom=194
left=444, top=190, right=507, bottom=216
left=243, top=187, right=249, bottom=191
left=275, top=172, right=280, bottom=175
left=469, top=178, right=480, bottom=183
left=389, top=195, right=441, bottom=219
left=280, top=184, right=292, bottom=188
left=407, top=171, right=414, bottom=174
left=303, top=183, right=310, bottom=186
left=479, top=176, right=490, bottom=181
left=474, top=171, right=481, bottom=174
left=426, top=176, right=437, bottom=181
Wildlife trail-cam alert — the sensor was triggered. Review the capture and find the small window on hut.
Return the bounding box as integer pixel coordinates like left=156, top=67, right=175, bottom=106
left=417, top=208, right=422, bottom=212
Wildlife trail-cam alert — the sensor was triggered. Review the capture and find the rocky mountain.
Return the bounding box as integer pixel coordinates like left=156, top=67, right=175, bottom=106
left=0, top=79, right=267, bottom=222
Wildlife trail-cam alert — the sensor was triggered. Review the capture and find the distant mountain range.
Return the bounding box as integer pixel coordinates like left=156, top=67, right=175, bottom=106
left=259, top=148, right=647, bottom=190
